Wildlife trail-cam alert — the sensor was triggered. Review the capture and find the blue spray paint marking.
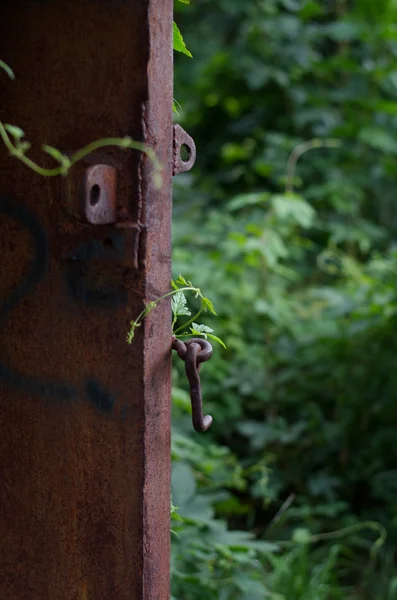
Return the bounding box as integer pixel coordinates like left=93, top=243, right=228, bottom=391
left=0, top=363, right=76, bottom=400
left=0, top=196, right=117, bottom=414
left=0, top=196, right=47, bottom=323
left=85, top=379, right=116, bottom=413
left=66, top=233, right=128, bottom=309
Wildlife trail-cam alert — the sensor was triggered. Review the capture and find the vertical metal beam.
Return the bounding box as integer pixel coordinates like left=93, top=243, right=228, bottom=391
left=0, top=1, right=173, bottom=599
left=142, top=1, right=174, bottom=597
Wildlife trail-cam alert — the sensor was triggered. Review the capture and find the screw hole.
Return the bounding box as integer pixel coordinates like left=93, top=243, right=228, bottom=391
left=90, top=184, right=101, bottom=207
left=180, top=144, right=191, bottom=163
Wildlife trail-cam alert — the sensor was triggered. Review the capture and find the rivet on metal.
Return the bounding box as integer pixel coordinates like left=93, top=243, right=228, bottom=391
left=173, top=124, right=197, bottom=176
left=84, top=164, right=117, bottom=225
left=172, top=336, right=213, bottom=432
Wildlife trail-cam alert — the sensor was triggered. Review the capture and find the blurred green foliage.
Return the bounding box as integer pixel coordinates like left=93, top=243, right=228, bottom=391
left=171, top=0, right=397, bottom=597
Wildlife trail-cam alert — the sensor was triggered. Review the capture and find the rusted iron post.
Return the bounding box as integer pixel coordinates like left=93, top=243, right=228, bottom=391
left=0, top=1, right=173, bottom=599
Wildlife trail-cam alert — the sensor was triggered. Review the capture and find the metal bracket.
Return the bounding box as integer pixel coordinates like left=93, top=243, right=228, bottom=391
left=81, top=164, right=143, bottom=269
left=79, top=126, right=196, bottom=267
left=173, top=124, right=196, bottom=176
left=82, top=125, right=197, bottom=227
left=84, top=164, right=118, bottom=225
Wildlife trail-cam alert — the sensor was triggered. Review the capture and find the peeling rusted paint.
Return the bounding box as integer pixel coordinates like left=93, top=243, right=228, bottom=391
left=0, top=1, right=173, bottom=599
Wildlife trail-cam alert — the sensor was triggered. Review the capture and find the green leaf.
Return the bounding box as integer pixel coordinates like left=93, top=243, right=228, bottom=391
left=190, top=324, right=226, bottom=348
left=191, top=323, right=214, bottom=335
left=173, top=99, right=181, bottom=114
left=271, top=194, right=316, bottom=228
left=292, top=528, right=312, bottom=544
left=355, top=0, right=393, bottom=22
left=4, top=124, right=24, bottom=140
left=202, top=296, right=217, bottom=315
left=177, top=0, right=191, bottom=3
left=173, top=21, right=193, bottom=57
left=172, top=464, right=196, bottom=507
left=227, top=192, right=270, bottom=212
left=0, top=60, right=15, bottom=80
left=325, top=20, right=362, bottom=42
left=172, top=292, right=192, bottom=318
left=43, top=145, right=71, bottom=166
left=359, top=127, right=397, bottom=154
left=18, top=141, right=31, bottom=153
left=259, top=229, right=288, bottom=268
left=206, top=333, right=227, bottom=349
left=175, top=273, right=192, bottom=287
left=172, top=386, right=191, bottom=411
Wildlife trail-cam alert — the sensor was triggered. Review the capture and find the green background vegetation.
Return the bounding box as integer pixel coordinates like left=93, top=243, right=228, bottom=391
left=171, top=0, right=397, bottom=598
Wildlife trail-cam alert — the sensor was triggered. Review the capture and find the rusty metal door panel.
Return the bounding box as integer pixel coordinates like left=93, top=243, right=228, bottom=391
left=0, top=1, right=173, bottom=599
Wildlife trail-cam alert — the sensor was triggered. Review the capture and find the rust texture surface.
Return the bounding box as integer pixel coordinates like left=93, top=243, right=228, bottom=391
left=0, top=1, right=173, bottom=599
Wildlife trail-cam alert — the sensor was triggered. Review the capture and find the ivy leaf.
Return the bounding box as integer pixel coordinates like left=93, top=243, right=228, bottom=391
left=19, top=141, right=31, bottom=153
left=43, top=145, right=71, bottom=167
left=4, top=124, right=25, bottom=140
left=175, top=274, right=192, bottom=287
left=0, top=60, right=15, bottom=80
left=172, top=292, right=192, bottom=318
left=190, top=323, right=214, bottom=336
left=206, top=333, right=227, bottom=349
left=293, top=528, right=312, bottom=544
left=190, top=324, right=226, bottom=348
left=202, top=296, right=217, bottom=315
left=173, top=99, right=182, bottom=114
left=173, top=22, right=193, bottom=58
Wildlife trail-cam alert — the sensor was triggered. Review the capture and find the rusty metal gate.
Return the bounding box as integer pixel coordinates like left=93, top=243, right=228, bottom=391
left=0, top=1, right=176, bottom=598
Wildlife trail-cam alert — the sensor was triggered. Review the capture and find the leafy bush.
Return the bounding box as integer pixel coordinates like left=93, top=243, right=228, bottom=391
left=172, top=0, right=397, bottom=597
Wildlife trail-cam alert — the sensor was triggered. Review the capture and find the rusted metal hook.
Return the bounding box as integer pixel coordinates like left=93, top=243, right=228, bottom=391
left=172, top=336, right=213, bottom=432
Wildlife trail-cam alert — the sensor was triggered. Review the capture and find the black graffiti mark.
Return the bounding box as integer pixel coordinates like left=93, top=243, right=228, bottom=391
left=0, top=195, right=77, bottom=401
left=85, top=379, right=116, bottom=413
left=66, top=233, right=128, bottom=309
left=0, top=363, right=76, bottom=400
left=0, top=196, right=47, bottom=323
left=0, top=196, right=116, bottom=414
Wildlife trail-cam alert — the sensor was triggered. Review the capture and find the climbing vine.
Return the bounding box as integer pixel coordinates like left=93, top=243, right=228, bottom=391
left=127, top=274, right=225, bottom=347
left=0, top=61, right=162, bottom=185
left=0, top=0, right=191, bottom=181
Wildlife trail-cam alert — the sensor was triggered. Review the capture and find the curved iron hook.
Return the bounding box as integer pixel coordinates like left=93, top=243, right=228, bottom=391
left=171, top=337, right=213, bottom=432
